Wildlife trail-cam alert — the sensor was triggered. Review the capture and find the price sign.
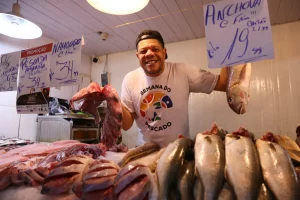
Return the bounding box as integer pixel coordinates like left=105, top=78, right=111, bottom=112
left=50, top=36, right=82, bottom=87
left=16, top=43, right=52, bottom=114
left=203, top=0, right=274, bottom=68
left=0, top=51, right=20, bottom=92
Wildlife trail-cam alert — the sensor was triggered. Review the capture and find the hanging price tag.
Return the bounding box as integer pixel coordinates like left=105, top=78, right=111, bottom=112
left=16, top=43, right=52, bottom=114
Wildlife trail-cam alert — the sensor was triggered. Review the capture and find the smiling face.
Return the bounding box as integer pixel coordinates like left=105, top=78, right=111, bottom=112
left=136, top=39, right=167, bottom=77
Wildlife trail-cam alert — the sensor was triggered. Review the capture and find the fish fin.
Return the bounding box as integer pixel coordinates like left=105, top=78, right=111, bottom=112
left=204, top=136, right=212, bottom=143
left=239, top=64, right=248, bottom=82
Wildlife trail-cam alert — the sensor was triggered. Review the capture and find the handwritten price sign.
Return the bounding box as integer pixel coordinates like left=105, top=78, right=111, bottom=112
left=50, top=36, right=82, bottom=87
left=18, top=43, right=52, bottom=91
left=0, top=51, right=20, bottom=92
left=203, top=0, right=274, bottom=68
left=16, top=43, right=52, bottom=114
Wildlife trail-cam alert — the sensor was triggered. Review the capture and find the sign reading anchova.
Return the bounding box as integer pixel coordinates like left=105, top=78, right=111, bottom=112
left=50, top=36, right=82, bottom=87
left=203, top=0, right=274, bottom=68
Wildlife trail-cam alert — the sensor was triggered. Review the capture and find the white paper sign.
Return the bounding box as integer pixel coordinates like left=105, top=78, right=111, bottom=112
left=50, top=36, right=82, bottom=87
left=203, top=0, right=274, bottom=68
left=0, top=51, right=20, bottom=92
left=16, top=43, right=52, bottom=114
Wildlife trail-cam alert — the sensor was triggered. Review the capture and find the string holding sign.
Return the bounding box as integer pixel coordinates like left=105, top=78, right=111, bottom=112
left=0, top=51, right=20, bottom=92
left=203, top=0, right=274, bottom=68
left=50, top=36, right=83, bottom=87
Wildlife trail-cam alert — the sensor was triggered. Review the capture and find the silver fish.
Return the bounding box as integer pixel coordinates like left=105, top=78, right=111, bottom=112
left=225, top=133, right=262, bottom=200
left=195, top=132, right=225, bottom=200
left=177, top=160, right=195, bottom=200
left=156, top=138, right=193, bottom=200
left=256, top=138, right=300, bottom=200
left=226, top=63, right=252, bottom=114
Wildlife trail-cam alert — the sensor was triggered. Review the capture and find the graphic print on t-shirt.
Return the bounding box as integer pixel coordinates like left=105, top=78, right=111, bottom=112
left=140, top=91, right=173, bottom=122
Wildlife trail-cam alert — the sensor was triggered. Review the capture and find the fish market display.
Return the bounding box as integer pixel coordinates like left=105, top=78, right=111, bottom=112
left=226, top=63, right=252, bottom=114
left=1, top=123, right=300, bottom=200
left=256, top=132, right=300, bottom=199
left=70, top=82, right=123, bottom=148
left=114, top=162, right=158, bottom=200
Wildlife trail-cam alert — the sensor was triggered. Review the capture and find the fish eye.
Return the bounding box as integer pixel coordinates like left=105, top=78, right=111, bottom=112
left=228, top=97, right=233, bottom=103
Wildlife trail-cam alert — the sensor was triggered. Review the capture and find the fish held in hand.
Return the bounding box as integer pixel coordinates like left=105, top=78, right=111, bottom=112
left=226, top=63, right=251, bottom=115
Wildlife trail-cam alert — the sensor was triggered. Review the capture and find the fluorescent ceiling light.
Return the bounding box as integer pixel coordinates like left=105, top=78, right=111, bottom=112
left=0, top=2, right=42, bottom=39
left=87, top=0, right=149, bottom=15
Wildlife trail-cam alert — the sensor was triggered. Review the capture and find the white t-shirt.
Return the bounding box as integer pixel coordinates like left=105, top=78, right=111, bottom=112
left=121, top=62, right=218, bottom=147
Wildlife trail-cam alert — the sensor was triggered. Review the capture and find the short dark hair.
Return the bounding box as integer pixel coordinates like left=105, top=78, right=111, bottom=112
left=136, top=29, right=168, bottom=59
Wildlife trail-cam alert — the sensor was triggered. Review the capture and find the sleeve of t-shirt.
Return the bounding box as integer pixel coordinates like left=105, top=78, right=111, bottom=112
left=121, top=73, right=135, bottom=113
left=184, top=63, right=219, bottom=94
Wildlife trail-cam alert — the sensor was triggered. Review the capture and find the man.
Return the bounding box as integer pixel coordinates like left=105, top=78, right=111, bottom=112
left=121, top=30, right=228, bottom=147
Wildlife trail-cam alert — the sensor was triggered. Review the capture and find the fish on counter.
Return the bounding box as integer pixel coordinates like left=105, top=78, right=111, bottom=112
left=41, top=155, right=94, bottom=195
left=156, top=137, right=193, bottom=200
left=127, top=147, right=166, bottom=172
left=226, top=63, right=252, bottom=115
left=194, top=123, right=225, bottom=200
left=177, top=160, right=195, bottom=200
left=73, top=159, right=120, bottom=200
left=225, top=127, right=262, bottom=200
left=256, top=132, right=300, bottom=200
left=118, top=142, right=161, bottom=168
left=114, top=162, right=158, bottom=200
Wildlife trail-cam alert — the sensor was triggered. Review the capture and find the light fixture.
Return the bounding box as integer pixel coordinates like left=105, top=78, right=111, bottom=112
left=87, top=0, right=149, bottom=15
left=0, top=0, right=42, bottom=39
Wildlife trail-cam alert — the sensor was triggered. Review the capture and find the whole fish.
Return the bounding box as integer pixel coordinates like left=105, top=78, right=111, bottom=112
left=156, top=138, right=193, bottom=200
left=118, top=142, right=160, bottom=167
left=226, top=63, right=252, bottom=114
left=177, top=160, right=195, bottom=200
left=128, top=147, right=166, bottom=172
left=256, top=134, right=300, bottom=200
left=195, top=131, right=225, bottom=200
left=225, top=131, right=262, bottom=200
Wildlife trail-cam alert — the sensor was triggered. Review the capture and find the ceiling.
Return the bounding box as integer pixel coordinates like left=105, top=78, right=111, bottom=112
left=0, top=0, right=299, bottom=56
